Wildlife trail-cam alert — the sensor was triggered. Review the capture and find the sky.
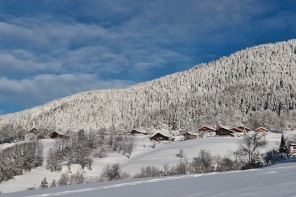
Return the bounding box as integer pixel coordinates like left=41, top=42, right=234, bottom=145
left=0, top=0, right=295, bottom=114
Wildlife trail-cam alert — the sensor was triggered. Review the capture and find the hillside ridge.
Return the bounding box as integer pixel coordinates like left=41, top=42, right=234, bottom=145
left=1, top=39, right=296, bottom=132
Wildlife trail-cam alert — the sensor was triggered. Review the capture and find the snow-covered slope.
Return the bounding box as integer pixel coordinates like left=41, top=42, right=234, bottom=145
left=2, top=158, right=296, bottom=197
left=0, top=133, right=282, bottom=194
left=1, top=40, right=296, bottom=132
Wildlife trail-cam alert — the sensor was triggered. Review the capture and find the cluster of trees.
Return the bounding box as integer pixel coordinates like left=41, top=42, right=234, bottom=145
left=39, top=178, right=58, bottom=189
left=0, top=141, right=43, bottom=183
left=0, top=124, right=26, bottom=144
left=57, top=171, right=86, bottom=186
left=99, top=163, right=130, bottom=182
left=1, top=40, right=296, bottom=133
left=47, top=129, right=134, bottom=171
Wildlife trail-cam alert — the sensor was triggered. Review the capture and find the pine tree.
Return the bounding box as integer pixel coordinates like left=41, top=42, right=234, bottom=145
left=40, top=177, right=48, bottom=189
left=279, top=134, right=289, bottom=158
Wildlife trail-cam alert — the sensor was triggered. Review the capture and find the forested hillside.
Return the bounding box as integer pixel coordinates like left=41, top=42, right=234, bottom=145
left=1, top=40, right=296, bottom=132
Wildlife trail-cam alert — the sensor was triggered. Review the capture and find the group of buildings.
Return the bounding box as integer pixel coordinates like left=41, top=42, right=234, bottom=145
left=183, top=126, right=269, bottom=140
left=129, top=125, right=269, bottom=142
left=129, top=127, right=296, bottom=157
left=25, top=128, right=66, bottom=140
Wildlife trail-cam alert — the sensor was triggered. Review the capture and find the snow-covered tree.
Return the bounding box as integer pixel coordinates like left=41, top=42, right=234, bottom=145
left=40, top=177, right=48, bottom=189
left=279, top=134, right=289, bottom=158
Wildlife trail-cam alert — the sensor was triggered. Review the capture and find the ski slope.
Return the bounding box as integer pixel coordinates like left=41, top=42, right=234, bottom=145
left=2, top=158, right=296, bottom=197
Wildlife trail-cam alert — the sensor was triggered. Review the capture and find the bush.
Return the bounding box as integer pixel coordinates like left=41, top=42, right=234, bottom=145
left=191, top=150, right=214, bottom=173
left=99, top=163, right=130, bottom=181
left=264, top=149, right=286, bottom=165
left=58, top=170, right=86, bottom=186
left=134, top=166, right=162, bottom=178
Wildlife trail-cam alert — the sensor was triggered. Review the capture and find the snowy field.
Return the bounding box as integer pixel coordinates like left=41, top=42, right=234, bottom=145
left=2, top=158, right=296, bottom=197
left=0, top=132, right=288, bottom=194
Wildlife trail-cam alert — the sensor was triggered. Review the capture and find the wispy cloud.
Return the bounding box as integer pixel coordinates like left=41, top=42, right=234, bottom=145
left=0, top=0, right=295, bottom=113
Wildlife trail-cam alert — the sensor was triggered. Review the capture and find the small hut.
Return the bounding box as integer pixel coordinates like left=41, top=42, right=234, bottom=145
left=129, top=129, right=148, bottom=135
left=237, top=126, right=250, bottom=132
left=183, top=132, right=197, bottom=140
left=290, top=144, right=296, bottom=156
left=198, top=126, right=215, bottom=133
left=149, top=132, right=174, bottom=142
left=49, top=131, right=65, bottom=139
left=255, top=127, right=269, bottom=133
left=215, top=127, right=234, bottom=137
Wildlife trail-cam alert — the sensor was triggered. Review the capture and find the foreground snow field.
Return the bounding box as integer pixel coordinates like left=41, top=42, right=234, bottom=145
left=2, top=158, right=296, bottom=197
left=0, top=132, right=286, bottom=194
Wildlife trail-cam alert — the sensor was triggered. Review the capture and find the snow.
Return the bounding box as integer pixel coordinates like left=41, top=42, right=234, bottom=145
left=0, top=132, right=284, bottom=194
left=2, top=158, right=296, bottom=197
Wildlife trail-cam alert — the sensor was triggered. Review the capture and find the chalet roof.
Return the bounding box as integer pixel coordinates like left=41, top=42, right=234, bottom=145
left=216, top=126, right=231, bottom=130
left=215, top=126, right=234, bottom=132
left=255, top=127, right=269, bottom=131
left=230, top=128, right=244, bottom=132
left=130, top=129, right=148, bottom=134
left=237, top=126, right=250, bottom=131
left=198, top=126, right=215, bottom=131
left=29, top=128, right=38, bottom=133
left=184, top=131, right=197, bottom=136
left=149, top=132, right=175, bottom=139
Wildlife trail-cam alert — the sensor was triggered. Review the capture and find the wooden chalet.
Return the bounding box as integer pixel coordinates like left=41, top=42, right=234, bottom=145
left=255, top=127, right=269, bottom=133
left=290, top=144, right=296, bottom=156
left=237, top=126, right=250, bottom=132
left=198, top=126, right=215, bottom=133
left=230, top=128, right=244, bottom=133
left=215, top=127, right=234, bottom=137
left=183, top=131, right=197, bottom=140
left=149, top=132, right=175, bottom=142
left=129, top=129, right=148, bottom=135
left=49, top=131, right=65, bottom=139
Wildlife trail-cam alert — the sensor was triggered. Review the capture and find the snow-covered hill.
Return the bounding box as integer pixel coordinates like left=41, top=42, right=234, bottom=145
left=0, top=132, right=282, bottom=194
left=2, top=156, right=296, bottom=197
left=0, top=40, right=296, bottom=132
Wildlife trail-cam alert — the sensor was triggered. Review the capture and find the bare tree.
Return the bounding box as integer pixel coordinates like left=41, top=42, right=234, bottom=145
left=238, top=132, right=267, bottom=164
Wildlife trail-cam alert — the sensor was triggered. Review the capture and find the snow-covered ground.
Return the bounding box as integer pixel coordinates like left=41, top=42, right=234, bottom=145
left=0, top=132, right=288, bottom=194
left=2, top=158, right=296, bottom=197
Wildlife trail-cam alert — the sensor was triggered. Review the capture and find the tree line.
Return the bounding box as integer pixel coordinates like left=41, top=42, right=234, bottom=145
left=46, top=129, right=134, bottom=172
left=0, top=141, right=43, bottom=183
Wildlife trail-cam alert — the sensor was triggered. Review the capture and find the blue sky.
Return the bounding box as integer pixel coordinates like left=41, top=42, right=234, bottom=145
left=0, top=0, right=295, bottom=114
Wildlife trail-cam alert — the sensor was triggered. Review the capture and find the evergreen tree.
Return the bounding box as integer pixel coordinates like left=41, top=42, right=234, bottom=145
left=279, top=134, right=289, bottom=158
left=40, top=177, right=48, bottom=189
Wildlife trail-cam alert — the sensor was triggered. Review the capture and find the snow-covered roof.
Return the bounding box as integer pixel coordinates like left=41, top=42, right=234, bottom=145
left=130, top=129, right=148, bottom=134
left=150, top=132, right=175, bottom=139
left=184, top=131, right=197, bottom=136
left=255, top=127, right=269, bottom=131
